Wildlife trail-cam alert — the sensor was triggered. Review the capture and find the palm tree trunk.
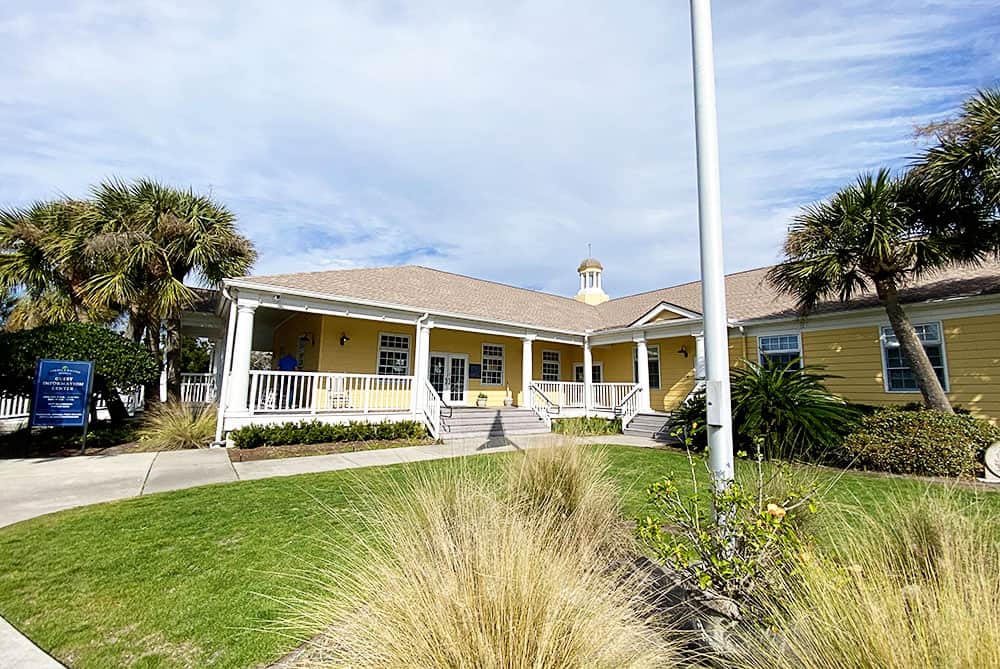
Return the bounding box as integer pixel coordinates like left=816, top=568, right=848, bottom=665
left=877, top=280, right=953, bottom=413
left=143, top=320, right=161, bottom=409
left=164, top=315, right=182, bottom=402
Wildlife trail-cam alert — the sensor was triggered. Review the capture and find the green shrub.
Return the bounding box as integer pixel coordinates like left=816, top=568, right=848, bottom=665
left=229, top=419, right=427, bottom=449
left=839, top=408, right=1000, bottom=477
left=137, top=402, right=216, bottom=450
left=667, top=362, right=860, bottom=460
left=0, top=422, right=138, bottom=455
left=731, top=361, right=860, bottom=460
left=551, top=416, right=622, bottom=436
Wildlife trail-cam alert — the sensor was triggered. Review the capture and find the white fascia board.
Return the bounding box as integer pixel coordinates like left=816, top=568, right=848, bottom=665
left=737, top=293, right=1000, bottom=336
left=589, top=317, right=707, bottom=346
left=225, top=280, right=586, bottom=344
left=629, top=301, right=703, bottom=326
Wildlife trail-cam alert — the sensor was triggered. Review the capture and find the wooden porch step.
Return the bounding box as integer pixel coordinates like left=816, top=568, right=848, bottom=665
left=440, top=407, right=549, bottom=439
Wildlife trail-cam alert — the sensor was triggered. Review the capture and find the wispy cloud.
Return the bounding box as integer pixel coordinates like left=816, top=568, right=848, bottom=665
left=0, top=1, right=997, bottom=297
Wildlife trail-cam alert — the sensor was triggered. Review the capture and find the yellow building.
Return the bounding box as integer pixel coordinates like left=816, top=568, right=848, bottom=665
left=186, top=257, right=1000, bottom=439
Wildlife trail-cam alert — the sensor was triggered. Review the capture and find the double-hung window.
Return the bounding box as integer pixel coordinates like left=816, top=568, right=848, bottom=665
left=377, top=334, right=410, bottom=376
left=541, top=351, right=560, bottom=382
left=632, top=345, right=661, bottom=389
left=881, top=323, right=948, bottom=392
left=481, top=344, right=504, bottom=386
left=758, top=334, right=802, bottom=370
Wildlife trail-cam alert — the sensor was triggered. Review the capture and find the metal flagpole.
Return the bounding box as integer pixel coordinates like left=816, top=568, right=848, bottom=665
left=689, top=0, right=734, bottom=492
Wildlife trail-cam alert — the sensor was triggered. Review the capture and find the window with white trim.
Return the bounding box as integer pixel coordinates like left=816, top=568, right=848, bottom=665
left=541, top=350, right=560, bottom=382
left=377, top=333, right=410, bottom=376
left=880, top=323, right=948, bottom=392
left=481, top=344, right=504, bottom=386
left=633, top=345, right=661, bottom=389
left=758, top=334, right=802, bottom=370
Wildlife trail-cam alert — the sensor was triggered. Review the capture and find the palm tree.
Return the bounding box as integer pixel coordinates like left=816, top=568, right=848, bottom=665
left=0, top=199, right=113, bottom=330
left=87, top=179, right=256, bottom=401
left=913, top=87, right=1000, bottom=261
left=768, top=169, right=954, bottom=413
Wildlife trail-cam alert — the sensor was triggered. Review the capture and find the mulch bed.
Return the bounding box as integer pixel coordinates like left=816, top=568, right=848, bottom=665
left=228, top=438, right=435, bottom=462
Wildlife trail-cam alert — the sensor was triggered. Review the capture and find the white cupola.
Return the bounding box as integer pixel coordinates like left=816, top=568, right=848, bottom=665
left=575, top=255, right=608, bottom=305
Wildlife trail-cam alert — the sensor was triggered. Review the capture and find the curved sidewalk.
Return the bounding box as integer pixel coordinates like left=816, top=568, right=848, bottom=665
left=0, top=434, right=658, bottom=667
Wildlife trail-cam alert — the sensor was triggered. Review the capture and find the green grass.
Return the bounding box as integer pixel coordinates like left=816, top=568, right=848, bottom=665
left=0, top=445, right=995, bottom=668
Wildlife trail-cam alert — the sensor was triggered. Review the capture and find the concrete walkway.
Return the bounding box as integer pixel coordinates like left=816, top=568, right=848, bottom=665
left=0, top=433, right=660, bottom=667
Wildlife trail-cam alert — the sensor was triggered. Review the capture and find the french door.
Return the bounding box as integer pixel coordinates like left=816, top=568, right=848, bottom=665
left=428, top=353, right=469, bottom=404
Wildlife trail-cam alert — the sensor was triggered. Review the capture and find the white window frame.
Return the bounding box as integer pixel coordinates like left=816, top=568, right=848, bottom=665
left=541, top=350, right=561, bottom=382
left=481, top=342, right=505, bottom=386
left=632, top=344, right=661, bottom=390
left=757, top=333, right=803, bottom=369
left=880, top=322, right=949, bottom=393
left=574, top=362, right=603, bottom=383
left=376, top=332, right=411, bottom=376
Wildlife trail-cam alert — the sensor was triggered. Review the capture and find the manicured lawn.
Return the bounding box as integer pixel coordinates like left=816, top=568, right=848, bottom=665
left=0, top=445, right=995, bottom=668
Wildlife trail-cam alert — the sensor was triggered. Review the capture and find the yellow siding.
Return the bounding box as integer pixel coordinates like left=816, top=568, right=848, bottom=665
left=533, top=342, right=583, bottom=382
left=428, top=329, right=523, bottom=407
left=728, top=335, right=756, bottom=369
left=589, top=336, right=698, bottom=412
left=942, top=315, right=1000, bottom=422
left=272, top=312, right=324, bottom=371
left=802, top=315, right=1000, bottom=423
left=315, top=316, right=415, bottom=374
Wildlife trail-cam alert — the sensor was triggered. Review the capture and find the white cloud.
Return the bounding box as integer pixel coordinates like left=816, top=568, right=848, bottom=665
left=0, top=0, right=997, bottom=298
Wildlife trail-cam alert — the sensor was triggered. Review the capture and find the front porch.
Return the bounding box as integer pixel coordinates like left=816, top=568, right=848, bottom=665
left=194, top=284, right=707, bottom=442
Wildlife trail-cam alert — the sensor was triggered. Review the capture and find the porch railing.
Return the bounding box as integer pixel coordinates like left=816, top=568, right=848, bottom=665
left=591, top=383, right=637, bottom=410
left=615, top=384, right=643, bottom=429
left=420, top=377, right=443, bottom=440
left=247, top=371, right=415, bottom=414
left=181, top=373, right=217, bottom=404
left=0, top=395, right=30, bottom=420
left=532, top=381, right=585, bottom=408
left=527, top=383, right=558, bottom=429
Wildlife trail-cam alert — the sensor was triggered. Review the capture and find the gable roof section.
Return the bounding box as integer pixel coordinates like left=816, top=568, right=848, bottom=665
left=230, top=260, right=1000, bottom=334
left=234, top=265, right=605, bottom=332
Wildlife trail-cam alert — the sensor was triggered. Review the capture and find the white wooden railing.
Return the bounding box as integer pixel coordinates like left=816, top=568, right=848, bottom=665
left=181, top=373, right=216, bottom=404
left=247, top=371, right=415, bottom=414
left=615, top=385, right=643, bottom=429
left=532, top=381, right=586, bottom=408
left=590, top=383, right=637, bottom=410
left=420, top=377, right=443, bottom=440
left=0, top=395, right=30, bottom=420
left=527, top=383, right=558, bottom=429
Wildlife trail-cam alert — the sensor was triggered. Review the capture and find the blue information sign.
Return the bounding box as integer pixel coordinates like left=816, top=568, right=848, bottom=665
left=30, top=359, right=95, bottom=429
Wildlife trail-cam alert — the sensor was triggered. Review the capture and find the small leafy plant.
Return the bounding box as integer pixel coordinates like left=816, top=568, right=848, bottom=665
left=551, top=416, right=622, bottom=436
left=636, top=440, right=817, bottom=616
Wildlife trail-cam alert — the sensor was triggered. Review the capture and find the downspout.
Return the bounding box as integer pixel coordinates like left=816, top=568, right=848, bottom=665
left=214, top=287, right=239, bottom=445
left=739, top=324, right=747, bottom=362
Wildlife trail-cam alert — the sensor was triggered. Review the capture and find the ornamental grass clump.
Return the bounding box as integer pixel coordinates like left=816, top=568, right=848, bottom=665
left=279, top=466, right=679, bottom=669
left=733, top=489, right=1000, bottom=669
left=504, top=442, right=629, bottom=557
left=136, top=401, right=216, bottom=450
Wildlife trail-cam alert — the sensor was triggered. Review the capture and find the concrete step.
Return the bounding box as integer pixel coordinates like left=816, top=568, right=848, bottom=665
left=623, top=412, right=676, bottom=441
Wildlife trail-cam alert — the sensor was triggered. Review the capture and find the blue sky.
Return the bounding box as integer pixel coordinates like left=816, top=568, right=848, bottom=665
left=1, top=1, right=998, bottom=298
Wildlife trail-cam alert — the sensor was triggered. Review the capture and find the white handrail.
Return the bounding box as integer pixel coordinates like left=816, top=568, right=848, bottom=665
left=527, top=383, right=558, bottom=429
left=532, top=381, right=585, bottom=408
left=420, top=377, right=443, bottom=439
left=615, top=384, right=643, bottom=429
left=590, top=382, right=637, bottom=410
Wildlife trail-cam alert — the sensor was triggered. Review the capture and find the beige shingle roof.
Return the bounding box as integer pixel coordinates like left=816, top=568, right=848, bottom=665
left=235, top=265, right=605, bottom=331
left=232, top=260, right=1000, bottom=334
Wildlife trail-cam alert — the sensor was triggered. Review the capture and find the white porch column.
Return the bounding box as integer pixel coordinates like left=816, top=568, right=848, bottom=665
left=583, top=337, right=593, bottom=417
left=227, top=303, right=256, bottom=413
left=211, top=339, right=224, bottom=401
left=635, top=336, right=652, bottom=412
left=521, top=336, right=534, bottom=408
left=695, top=333, right=707, bottom=381
left=412, top=321, right=432, bottom=412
